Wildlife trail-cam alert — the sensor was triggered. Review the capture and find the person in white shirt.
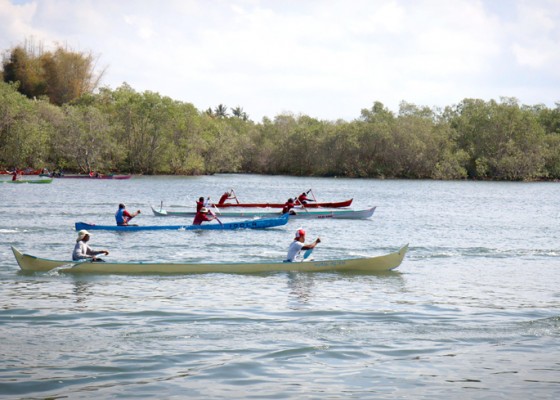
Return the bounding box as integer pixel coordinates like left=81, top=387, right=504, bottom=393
left=286, top=228, right=320, bottom=262
left=72, top=230, right=109, bottom=261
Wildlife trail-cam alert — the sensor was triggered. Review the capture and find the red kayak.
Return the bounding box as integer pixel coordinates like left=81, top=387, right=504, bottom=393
left=211, top=199, right=353, bottom=208
left=53, top=174, right=132, bottom=179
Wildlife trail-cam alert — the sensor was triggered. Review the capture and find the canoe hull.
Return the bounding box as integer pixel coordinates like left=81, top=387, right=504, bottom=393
left=152, top=206, right=376, bottom=219
left=1, top=178, right=53, bottom=184
left=75, top=215, right=289, bottom=231
left=11, top=245, right=408, bottom=274
left=208, top=199, right=353, bottom=208
left=52, top=174, right=132, bottom=179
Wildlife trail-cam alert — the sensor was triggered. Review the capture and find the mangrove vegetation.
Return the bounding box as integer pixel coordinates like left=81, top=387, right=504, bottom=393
left=1, top=42, right=560, bottom=180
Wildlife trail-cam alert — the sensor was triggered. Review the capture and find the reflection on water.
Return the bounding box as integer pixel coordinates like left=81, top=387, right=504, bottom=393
left=287, top=272, right=315, bottom=304
left=72, top=279, right=93, bottom=304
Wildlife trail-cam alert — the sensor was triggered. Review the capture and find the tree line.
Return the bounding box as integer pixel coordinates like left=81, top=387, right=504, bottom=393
left=1, top=43, right=560, bottom=180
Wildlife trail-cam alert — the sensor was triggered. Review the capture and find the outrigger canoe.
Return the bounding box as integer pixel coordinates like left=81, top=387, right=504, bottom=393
left=51, top=174, right=132, bottom=179
left=206, top=199, right=353, bottom=208
left=151, top=205, right=376, bottom=220
left=74, top=214, right=289, bottom=231
left=1, top=178, right=53, bottom=184
left=11, top=245, right=408, bottom=274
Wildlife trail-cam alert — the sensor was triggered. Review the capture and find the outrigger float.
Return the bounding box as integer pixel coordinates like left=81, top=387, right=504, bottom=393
left=11, top=245, right=408, bottom=274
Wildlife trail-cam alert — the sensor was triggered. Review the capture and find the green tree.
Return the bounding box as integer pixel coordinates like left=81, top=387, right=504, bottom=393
left=2, top=39, right=105, bottom=105
left=2, top=45, right=46, bottom=99
left=0, top=82, right=50, bottom=168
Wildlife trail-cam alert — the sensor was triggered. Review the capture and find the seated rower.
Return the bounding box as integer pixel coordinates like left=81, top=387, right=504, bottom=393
left=193, top=207, right=216, bottom=225
left=286, top=228, right=321, bottom=262
left=297, top=191, right=314, bottom=204
left=115, top=203, right=141, bottom=226
left=282, top=198, right=296, bottom=214
left=196, top=196, right=210, bottom=212
left=218, top=190, right=235, bottom=205
left=73, top=230, right=109, bottom=262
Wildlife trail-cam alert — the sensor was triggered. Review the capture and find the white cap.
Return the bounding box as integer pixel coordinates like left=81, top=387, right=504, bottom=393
left=77, top=230, right=90, bottom=241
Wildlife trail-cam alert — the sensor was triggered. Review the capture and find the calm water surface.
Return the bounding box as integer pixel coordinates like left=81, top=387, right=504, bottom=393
left=0, top=174, right=559, bottom=399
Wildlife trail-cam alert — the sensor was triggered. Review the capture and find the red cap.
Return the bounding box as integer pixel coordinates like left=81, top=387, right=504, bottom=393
left=295, top=229, right=305, bottom=238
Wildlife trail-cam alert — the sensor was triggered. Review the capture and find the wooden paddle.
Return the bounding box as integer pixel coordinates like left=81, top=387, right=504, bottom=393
left=208, top=204, right=223, bottom=225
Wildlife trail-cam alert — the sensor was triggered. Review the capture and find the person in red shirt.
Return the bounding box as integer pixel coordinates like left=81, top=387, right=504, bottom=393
left=218, top=190, right=235, bottom=205
left=282, top=198, right=296, bottom=214
left=193, top=207, right=216, bottom=225
left=297, top=191, right=314, bottom=205
left=115, top=204, right=141, bottom=226
left=11, top=170, right=18, bottom=181
left=196, top=196, right=210, bottom=212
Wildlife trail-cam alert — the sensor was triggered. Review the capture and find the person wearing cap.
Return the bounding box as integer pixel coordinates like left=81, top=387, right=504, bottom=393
left=115, top=203, right=141, bottom=226
left=286, top=228, right=321, bottom=262
left=193, top=207, right=216, bottom=225
left=72, top=230, right=109, bottom=261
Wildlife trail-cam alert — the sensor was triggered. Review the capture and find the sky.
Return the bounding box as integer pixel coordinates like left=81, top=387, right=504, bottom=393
left=1, top=0, right=559, bottom=121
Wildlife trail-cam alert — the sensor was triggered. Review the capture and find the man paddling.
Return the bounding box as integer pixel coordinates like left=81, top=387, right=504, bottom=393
left=193, top=207, right=216, bottom=225
left=286, top=228, right=320, bottom=262
left=115, top=203, right=141, bottom=226
left=282, top=198, right=296, bottom=214
left=297, top=191, right=314, bottom=205
left=72, top=230, right=109, bottom=262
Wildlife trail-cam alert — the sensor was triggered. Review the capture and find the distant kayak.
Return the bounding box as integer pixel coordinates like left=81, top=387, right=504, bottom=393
left=1, top=178, right=53, bottom=184
left=50, top=174, right=132, bottom=179
left=74, top=214, right=289, bottom=231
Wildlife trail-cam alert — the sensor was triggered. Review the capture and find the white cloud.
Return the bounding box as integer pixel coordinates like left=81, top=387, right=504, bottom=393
left=1, top=0, right=559, bottom=120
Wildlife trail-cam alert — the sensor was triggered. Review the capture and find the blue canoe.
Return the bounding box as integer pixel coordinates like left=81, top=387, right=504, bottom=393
left=75, top=214, right=289, bottom=232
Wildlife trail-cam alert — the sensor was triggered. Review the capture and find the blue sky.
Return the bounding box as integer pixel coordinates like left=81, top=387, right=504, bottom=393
left=1, top=0, right=559, bottom=121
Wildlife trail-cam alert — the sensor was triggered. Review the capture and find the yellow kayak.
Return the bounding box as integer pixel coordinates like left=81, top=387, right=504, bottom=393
left=11, top=245, right=408, bottom=274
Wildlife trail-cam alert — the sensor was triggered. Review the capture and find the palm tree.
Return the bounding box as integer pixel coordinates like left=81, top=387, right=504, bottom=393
left=232, top=106, right=249, bottom=121
left=214, top=104, right=228, bottom=118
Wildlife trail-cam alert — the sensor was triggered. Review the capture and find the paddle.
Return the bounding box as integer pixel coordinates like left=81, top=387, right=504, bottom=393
left=302, top=237, right=321, bottom=261
left=230, top=188, right=240, bottom=204
left=209, top=205, right=223, bottom=225
left=229, top=188, right=239, bottom=204
left=308, top=188, right=318, bottom=203
left=303, top=248, right=314, bottom=260
left=294, top=193, right=310, bottom=213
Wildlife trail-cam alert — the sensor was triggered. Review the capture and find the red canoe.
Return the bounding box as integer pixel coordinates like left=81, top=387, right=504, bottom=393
left=53, top=174, right=132, bottom=180
left=211, top=199, right=353, bottom=208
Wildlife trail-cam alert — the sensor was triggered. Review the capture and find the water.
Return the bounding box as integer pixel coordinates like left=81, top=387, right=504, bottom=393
left=0, top=174, right=559, bottom=399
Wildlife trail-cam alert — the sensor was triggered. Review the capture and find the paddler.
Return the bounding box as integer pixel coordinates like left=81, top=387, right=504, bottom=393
left=286, top=228, right=321, bottom=262
left=218, top=190, right=235, bottom=205
left=297, top=191, right=314, bottom=204
left=196, top=196, right=210, bottom=212
left=115, top=203, right=141, bottom=226
left=281, top=198, right=296, bottom=214
left=72, top=230, right=109, bottom=262
left=193, top=207, right=216, bottom=225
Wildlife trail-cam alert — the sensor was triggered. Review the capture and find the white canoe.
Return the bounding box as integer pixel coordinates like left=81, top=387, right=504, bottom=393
left=151, top=206, right=376, bottom=220
left=11, top=245, right=408, bottom=274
